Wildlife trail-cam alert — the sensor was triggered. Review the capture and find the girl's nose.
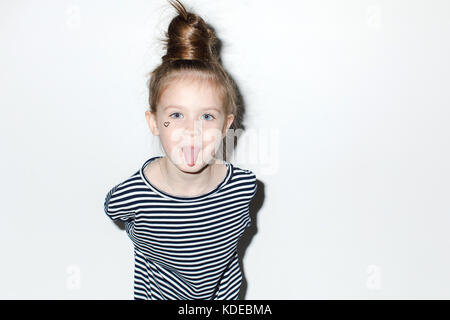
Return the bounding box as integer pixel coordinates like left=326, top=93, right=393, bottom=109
left=182, top=120, right=203, bottom=146
left=184, top=119, right=202, bottom=136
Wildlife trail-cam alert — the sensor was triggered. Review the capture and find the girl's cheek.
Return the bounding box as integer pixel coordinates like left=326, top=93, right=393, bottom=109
left=199, top=121, right=219, bottom=136
left=164, top=126, right=185, bottom=146
left=203, top=127, right=222, bottom=144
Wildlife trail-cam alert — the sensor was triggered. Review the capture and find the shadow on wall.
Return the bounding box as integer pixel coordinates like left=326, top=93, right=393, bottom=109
left=237, top=179, right=264, bottom=300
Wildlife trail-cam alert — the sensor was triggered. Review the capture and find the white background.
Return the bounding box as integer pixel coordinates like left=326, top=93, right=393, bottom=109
left=1, top=0, right=449, bottom=299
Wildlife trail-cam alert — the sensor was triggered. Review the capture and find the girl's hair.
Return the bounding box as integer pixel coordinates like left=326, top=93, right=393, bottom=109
left=147, top=0, right=239, bottom=130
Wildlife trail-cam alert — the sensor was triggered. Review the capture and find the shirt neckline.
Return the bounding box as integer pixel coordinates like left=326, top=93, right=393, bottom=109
left=139, top=155, right=233, bottom=202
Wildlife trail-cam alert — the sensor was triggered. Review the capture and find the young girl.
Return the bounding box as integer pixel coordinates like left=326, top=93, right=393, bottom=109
left=104, top=0, right=257, bottom=300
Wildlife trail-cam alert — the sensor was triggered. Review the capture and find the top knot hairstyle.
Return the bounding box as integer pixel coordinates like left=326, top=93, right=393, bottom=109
left=161, top=0, right=216, bottom=63
left=147, top=0, right=240, bottom=131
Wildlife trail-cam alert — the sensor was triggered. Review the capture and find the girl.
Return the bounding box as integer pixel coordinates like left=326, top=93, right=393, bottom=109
left=104, top=0, right=257, bottom=300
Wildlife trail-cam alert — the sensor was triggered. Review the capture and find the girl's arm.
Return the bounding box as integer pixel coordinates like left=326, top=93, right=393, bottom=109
left=104, top=182, right=136, bottom=222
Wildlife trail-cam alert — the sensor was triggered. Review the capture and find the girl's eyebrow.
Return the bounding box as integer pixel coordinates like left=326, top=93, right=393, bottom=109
left=203, top=107, right=221, bottom=113
left=163, top=105, right=180, bottom=111
left=164, top=105, right=221, bottom=112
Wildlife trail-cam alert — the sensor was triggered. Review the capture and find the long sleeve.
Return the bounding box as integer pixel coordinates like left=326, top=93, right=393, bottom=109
left=104, top=181, right=135, bottom=222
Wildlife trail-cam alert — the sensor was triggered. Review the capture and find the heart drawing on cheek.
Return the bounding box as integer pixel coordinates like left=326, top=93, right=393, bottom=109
left=164, top=121, right=170, bottom=127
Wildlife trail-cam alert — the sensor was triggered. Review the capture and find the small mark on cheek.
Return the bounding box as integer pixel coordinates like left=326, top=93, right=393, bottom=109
left=164, top=121, right=170, bottom=127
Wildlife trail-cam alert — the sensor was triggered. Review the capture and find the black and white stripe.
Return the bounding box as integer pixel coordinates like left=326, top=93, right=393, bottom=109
left=104, top=156, right=257, bottom=300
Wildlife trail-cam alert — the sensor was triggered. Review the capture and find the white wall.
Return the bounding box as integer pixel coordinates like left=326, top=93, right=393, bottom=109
left=1, top=0, right=449, bottom=299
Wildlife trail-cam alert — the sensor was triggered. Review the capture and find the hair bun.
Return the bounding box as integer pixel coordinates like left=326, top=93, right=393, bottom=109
left=161, top=0, right=217, bottom=63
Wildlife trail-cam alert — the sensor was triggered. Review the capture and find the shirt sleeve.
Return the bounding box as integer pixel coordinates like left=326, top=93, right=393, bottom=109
left=104, top=181, right=135, bottom=222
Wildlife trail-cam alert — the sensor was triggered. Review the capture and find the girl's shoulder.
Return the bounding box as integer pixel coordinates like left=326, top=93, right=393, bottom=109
left=103, top=169, right=141, bottom=221
left=104, top=168, right=142, bottom=205
left=229, top=164, right=256, bottom=179
left=227, top=164, right=258, bottom=198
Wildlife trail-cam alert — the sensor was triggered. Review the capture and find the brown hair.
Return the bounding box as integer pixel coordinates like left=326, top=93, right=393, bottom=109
left=147, top=0, right=239, bottom=130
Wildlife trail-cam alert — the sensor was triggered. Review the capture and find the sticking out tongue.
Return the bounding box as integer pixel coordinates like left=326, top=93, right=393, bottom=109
left=183, top=146, right=200, bottom=167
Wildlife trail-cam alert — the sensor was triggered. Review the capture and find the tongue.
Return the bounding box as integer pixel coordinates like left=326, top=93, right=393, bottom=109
left=183, top=146, right=200, bottom=167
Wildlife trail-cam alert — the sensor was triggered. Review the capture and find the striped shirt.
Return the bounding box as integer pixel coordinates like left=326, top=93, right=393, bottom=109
left=104, top=155, right=257, bottom=300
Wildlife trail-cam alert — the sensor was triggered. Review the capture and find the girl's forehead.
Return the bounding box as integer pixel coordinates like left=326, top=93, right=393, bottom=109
left=159, top=78, right=223, bottom=112
left=164, top=76, right=220, bottom=93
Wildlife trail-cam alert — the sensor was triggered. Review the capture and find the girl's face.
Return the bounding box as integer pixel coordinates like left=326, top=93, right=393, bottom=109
left=145, top=77, right=234, bottom=171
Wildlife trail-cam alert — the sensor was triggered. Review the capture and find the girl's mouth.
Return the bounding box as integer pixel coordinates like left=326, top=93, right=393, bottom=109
left=182, top=145, right=201, bottom=167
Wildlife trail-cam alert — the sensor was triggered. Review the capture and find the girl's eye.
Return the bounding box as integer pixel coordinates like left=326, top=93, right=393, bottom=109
left=202, top=113, right=215, bottom=121
left=169, top=113, right=215, bottom=120
left=169, top=112, right=183, bottom=119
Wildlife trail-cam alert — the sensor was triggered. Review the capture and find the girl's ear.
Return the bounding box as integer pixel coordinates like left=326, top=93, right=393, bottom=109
left=145, top=110, right=160, bottom=136
left=222, top=113, right=235, bottom=138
